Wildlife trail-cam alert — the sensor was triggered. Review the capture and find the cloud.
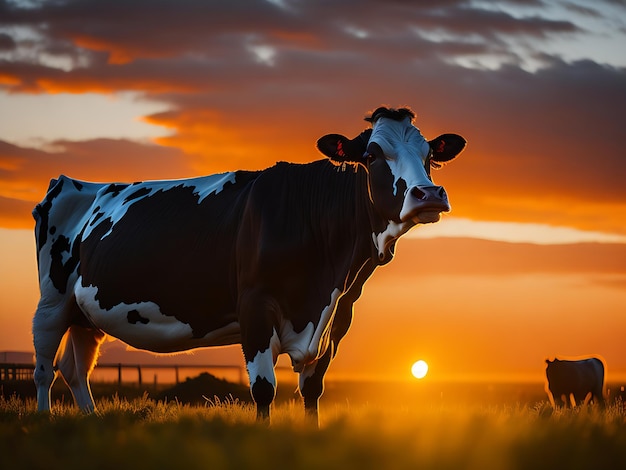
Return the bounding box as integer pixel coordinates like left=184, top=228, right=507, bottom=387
left=390, top=237, right=626, bottom=278
left=0, top=138, right=193, bottom=227
left=428, top=58, right=626, bottom=233
left=0, top=195, right=35, bottom=229
left=0, top=0, right=624, bottom=235
left=417, top=5, right=580, bottom=40
left=412, top=217, right=626, bottom=244
left=0, top=32, right=15, bottom=50
left=0, top=0, right=587, bottom=74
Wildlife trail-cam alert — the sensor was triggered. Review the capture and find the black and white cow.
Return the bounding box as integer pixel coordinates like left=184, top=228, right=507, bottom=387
left=32, top=107, right=466, bottom=422
left=545, top=357, right=606, bottom=408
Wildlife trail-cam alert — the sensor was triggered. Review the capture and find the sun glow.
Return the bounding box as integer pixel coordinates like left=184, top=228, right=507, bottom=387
left=411, top=360, right=429, bottom=379
left=411, top=217, right=626, bottom=245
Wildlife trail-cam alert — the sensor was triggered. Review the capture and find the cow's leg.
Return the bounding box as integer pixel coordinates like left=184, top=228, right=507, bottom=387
left=299, top=292, right=357, bottom=426
left=589, top=377, right=606, bottom=407
left=579, top=391, right=592, bottom=406
left=552, top=391, right=565, bottom=408
left=299, top=344, right=333, bottom=427
left=243, top=332, right=279, bottom=421
left=56, top=325, right=105, bottom=412
left=591, top=388, right=605, bottom=408
left=299, top=291, right=356, bottom=426
left=239, top=293, right=280, bottom=421
left=32, top=301, right=70, bottom=412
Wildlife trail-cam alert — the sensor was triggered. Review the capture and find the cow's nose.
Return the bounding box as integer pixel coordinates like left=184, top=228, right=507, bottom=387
left=399, top=185, right=450, bottom=222
left=409, top=186, right=447, bottom=202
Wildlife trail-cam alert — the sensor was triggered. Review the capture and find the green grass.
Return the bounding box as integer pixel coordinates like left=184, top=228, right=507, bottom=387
left=1, top=393, right=625, bottom=470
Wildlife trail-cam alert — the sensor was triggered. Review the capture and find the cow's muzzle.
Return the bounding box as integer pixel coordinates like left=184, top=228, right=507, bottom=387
left=399, top=185, right=450, bottom=224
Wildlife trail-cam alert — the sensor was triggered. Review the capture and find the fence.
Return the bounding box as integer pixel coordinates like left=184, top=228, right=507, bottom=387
left=0, top=363, right=34, bottom=381
left=0, top=363, right=247, bottom=386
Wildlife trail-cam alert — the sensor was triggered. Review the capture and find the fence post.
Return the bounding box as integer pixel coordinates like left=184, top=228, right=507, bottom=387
left=117, top=363, right=122, bottom=384
left=137, top=365, right=142, bottom=387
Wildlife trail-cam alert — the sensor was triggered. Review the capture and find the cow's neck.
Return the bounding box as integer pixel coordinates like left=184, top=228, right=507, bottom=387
left=337, top=163, right=397, bottom=287
left=257, top=160, right=391, bottom=294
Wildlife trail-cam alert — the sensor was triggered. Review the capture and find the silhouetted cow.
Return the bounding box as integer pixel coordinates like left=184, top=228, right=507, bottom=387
left=32, top=106, right=466, bottom=423
left=545, top=357, right=605, bottom=407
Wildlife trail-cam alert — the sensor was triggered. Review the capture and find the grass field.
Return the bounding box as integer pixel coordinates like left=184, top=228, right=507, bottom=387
left=1, top=380, right=626, bottom=470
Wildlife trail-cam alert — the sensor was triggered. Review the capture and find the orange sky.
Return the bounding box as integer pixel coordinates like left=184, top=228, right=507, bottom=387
left=0, top=0, right=625, bottom=382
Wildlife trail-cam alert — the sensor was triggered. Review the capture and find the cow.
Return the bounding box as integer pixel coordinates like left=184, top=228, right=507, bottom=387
left=545, top=357, right=606, bottom=408
left=32, top=106, right=466, bottom=423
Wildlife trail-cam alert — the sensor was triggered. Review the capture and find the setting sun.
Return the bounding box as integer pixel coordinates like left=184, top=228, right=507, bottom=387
left=411, top=360, right=429, bottom=379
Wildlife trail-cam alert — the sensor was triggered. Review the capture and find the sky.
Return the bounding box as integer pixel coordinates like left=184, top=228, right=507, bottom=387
left=0, top=0, right=625, bottom=383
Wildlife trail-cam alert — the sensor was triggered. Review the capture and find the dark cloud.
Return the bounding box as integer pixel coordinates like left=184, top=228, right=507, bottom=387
left=0, top=0, right=584, bottom=66
left=0, top=0, right=624, bottom=234
left=417, top=6, right=580, bottom=40
left=420, top=56, right=626, bottom=233
left=562, top=2, right=604, bottom=17
left=0, top=32, right=16, bottom=50
left=601, top=0, right=626, bottom=8
left=501, top=0, right=544, bottom=5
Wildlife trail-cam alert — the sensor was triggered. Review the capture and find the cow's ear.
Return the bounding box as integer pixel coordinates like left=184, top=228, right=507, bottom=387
left=316, top=130, right=371, bottom=163
left=429, top=133, right=467, bottom=166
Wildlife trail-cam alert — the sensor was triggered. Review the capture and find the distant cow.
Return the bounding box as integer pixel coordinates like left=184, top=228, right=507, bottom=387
left=32, top=106, right=466, bottom=423
left=545, top=358, right=605, bottom=407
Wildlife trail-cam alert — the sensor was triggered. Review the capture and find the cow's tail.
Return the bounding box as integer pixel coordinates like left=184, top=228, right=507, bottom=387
left=33, top=177, right=61, bottom=219
left=32, top=176, right=64, bottom=268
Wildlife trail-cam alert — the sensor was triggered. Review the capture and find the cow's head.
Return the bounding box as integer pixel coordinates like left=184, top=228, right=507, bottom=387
left=317, top=106, right=466, bottom=228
